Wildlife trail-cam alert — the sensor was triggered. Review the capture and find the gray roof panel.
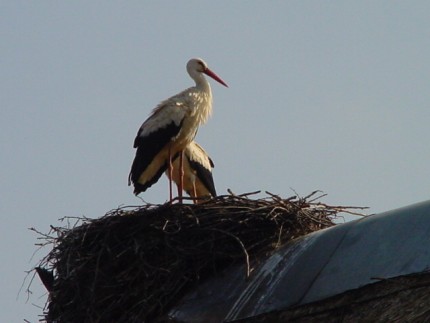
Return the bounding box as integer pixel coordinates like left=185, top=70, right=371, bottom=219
left=168, top=200, right=430, bottom=322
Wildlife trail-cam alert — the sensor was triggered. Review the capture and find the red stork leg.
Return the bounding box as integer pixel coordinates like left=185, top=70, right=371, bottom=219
left=168, top=145, right=173, bottom=203
left=178, top=150, right=184, bottom=203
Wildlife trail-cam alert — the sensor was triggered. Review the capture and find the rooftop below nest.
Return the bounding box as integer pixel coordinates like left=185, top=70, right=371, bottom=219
left=167, top=199, right=430, bottom=322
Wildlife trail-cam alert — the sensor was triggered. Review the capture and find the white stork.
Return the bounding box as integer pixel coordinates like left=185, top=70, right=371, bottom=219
left=128, top=58, right=227, bottom=202
left=165, top=141, right=216, bottom=203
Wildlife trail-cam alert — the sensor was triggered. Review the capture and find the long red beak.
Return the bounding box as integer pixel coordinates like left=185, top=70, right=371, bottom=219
left=204, top=68, right=229, bottom=88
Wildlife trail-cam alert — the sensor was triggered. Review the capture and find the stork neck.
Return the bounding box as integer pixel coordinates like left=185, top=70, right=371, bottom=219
left=194, top=75, right=211, bottom=93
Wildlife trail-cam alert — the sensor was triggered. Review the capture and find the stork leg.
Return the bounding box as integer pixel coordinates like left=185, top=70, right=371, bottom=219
left=168, top=145, right=173, bottom=203
left=178, top=150, right=184, bottom=203
left=192, top=183, right=198, bottom=204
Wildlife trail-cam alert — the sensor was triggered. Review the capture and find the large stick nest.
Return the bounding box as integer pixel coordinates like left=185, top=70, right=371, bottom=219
left=34, top=191, right=364, bottom=322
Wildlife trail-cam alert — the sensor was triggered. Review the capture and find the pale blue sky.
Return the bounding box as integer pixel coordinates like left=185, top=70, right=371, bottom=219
left=2, top=1, right=430, bottom=321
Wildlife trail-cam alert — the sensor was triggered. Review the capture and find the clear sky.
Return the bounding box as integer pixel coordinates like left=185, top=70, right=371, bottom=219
left=2, top=1, right=430, bottom=321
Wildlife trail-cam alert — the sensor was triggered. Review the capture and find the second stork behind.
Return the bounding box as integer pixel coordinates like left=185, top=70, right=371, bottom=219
left=166, top=141, right=216, bottom=203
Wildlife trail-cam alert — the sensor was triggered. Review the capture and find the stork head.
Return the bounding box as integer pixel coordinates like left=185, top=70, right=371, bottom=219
left=187, top=58, right=228, bottom=88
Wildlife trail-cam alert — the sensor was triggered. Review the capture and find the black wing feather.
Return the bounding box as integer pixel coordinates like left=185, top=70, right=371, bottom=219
left=129, top=121, right=181, bottom=195
left=188, top=158, right=217, bottom=197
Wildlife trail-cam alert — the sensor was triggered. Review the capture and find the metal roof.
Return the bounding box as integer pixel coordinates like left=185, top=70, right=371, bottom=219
left=168, top=199, right=430, bottom=322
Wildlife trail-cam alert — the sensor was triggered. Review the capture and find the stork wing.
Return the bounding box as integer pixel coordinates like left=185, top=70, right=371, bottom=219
left=188, top=158, right=217, bottom=197
left=129, top=103, right=185, bottom=194
left=185, top=141, right=216, bottom=197
left=133, top=101, right=186, bottom=148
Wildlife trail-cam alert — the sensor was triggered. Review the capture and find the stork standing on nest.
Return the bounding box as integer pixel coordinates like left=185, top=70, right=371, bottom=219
left=128, top=58, right=228, bottom=202
left=165, top=141, right=216, bottom=203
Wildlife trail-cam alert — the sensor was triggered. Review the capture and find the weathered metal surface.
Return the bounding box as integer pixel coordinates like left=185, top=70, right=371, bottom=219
left=168, top=200, right=430, bottom=322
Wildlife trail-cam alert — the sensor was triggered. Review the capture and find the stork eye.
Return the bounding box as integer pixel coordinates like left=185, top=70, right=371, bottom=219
left=197, top=61, right=206, bottom=71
